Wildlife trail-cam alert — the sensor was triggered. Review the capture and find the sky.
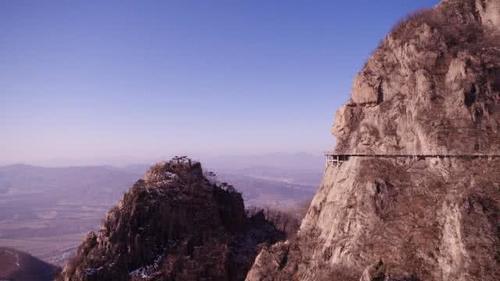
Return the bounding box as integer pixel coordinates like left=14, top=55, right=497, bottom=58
left=0, top=0, right=439, bottom=166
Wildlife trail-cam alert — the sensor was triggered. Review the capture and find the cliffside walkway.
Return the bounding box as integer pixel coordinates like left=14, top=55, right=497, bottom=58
left=325, top=153, right=500, bottom=166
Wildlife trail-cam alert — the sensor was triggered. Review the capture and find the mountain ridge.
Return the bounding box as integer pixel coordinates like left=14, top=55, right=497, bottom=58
left=0, top=247, right=59, bottom=281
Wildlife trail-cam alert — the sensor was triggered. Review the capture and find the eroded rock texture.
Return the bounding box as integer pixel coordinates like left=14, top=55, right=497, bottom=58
left=246, top=1, right=500, bottom=280
left=57, top=157, right=284, bottom=281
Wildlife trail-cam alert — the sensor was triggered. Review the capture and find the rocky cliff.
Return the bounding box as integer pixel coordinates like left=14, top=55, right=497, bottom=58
left=57, top=157, right=284, bottom=281
left=246, top=1, right=500, bottom=281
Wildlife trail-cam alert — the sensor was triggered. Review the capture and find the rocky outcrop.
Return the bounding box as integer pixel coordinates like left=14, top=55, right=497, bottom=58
left=57, top=157, right=284, bottom=281
left=246, top=1, right=500, bottom=281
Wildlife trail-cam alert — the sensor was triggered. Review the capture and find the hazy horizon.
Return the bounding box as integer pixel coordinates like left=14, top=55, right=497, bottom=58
left=1, top=0, right=439, bottom=165
left=0, top=151, right=324, bottom=170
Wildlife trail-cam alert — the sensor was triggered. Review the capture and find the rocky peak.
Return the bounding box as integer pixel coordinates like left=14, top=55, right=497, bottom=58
left=334, top=0, right=500, bottom=156
left=246, top=1, right=499, bottom=281
left=57, top=157, right=284, bottom=281
left=143, top=156, right=203, bottom=186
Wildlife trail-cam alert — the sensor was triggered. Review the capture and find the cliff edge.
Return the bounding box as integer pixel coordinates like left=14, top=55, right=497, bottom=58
left=246, top=1, right=500, bottom=280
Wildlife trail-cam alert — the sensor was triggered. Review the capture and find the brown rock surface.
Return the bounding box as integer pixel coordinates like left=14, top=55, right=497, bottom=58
left=57, top=157, right=284, bottom=281
left=246, top=1, right=500, bottom=280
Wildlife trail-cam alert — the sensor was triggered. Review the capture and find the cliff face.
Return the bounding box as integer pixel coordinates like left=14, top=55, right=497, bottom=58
left=58, top=157, right=284, bottom=281
left=246, top=1, right=500, bottom=281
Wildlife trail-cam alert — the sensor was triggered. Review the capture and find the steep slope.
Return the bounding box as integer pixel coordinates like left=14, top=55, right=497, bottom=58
left=246, top=1, right=500, bottom=281
left=0, top=247, right=59, bottom=281
left=57, top=157, right=284, bottom=281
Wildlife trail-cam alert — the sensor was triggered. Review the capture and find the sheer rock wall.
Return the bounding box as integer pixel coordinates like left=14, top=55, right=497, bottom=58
left=246, top=1, right=500, bottom=280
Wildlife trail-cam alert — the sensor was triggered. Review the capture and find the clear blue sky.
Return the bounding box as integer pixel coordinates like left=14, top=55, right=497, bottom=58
left=0, top=0, right=439, bottom=165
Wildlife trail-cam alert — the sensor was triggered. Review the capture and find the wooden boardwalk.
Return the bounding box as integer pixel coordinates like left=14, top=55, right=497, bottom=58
left=325, top=153, right=500, bottom=166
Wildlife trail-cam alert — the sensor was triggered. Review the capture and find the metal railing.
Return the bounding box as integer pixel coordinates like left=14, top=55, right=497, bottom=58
left=325, top=153, right=500, bottom=166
